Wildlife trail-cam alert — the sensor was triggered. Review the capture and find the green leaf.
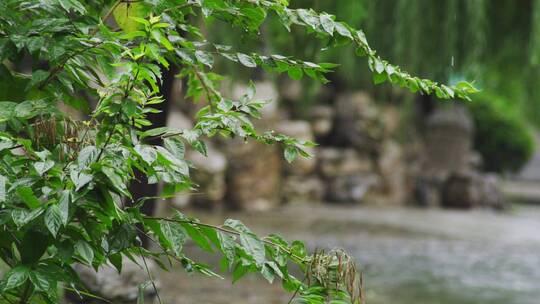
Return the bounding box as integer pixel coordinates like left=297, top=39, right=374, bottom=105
left=237, top=53, right=257, bottom=68
left=239, top=233, right=266, bottom=266
left=334, top=22, right=352, bottom=39
left=11, top=209, right=43, bottom=228
left=16, top=187, right=41, bottom=209
left=164, top=137, right=185, bottom=160
left=135, top=144, right=157, bottom=165
left=195, top=50, right=214, bottom=68
left=160, top=220, right=187, bottom=256
left=71, top=170, right=93, bottom=191
left=232, top=263, right=250, bottom=283
left=108, top=224, right=137, bottom=253
left=74, top=240, right=94, bottom=265
left=284, top=146, right=297, bottom=163
left=58, top=190, right=70, bottom=225
left=181, top=222, right=213, bottom=252
left=34, top=160, right=54, bottom=176
left=77, top=146, right=98, bottom=167
left=29, top=270, right=53, bottom=292
left=0, top=175, right=5, bottom=202
left=102, top=166, right=130, bottom=197
left=19, top=229, right=48, bottom=264
left=1, top=265, right=29, bottom=291
left=319, top=14, right=335, bottom=35
left=45, top=204, right=63, bottom=237
left=224, top=219, right=265, bottom=265
left=287, top=67, right=303, bottom=80
left=217, top=231, right=236, bottom=268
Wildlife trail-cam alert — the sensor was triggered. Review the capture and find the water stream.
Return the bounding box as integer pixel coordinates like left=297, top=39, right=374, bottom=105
left=159, top=203, right=540, bottom=304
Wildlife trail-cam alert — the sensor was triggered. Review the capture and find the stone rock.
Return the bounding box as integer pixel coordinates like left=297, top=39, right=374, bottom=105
left=316, top=147, right=378, bottom=203
left=331, top=92, right=384, bottom=154
left=424, top=106, right=473, bottom=177
left=441, top=171, right=481, bottom=209
left=70, top=258, right=159, bottom=303
left=478, top=173, right=505, bottom=209
left=309, top=105, right=335, bottom=139
left=282, top=175, right=325, bottom=203
left=166, top=108, right=192, bottom=130
left=225, top=140, right=282, bottom=211
left=276, top=120, right=316, bottom=175
left=326, top=174, right=379, bottom=203
left=414, top=175, right=444, bottom=207
left=187, top=145, right=227, bottom=209
left=317, top=147, right=373, bottom=178
left=279, top=79, right=303, bottom=102
left=373, top=140, right=406, bottom=205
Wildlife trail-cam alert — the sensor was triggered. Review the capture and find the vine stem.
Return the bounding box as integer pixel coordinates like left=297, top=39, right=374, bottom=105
left=142, top=216, right=308, bottom=264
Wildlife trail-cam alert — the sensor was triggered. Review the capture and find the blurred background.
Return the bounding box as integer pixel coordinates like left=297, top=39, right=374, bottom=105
left=80, top=1, right=540, bottom=303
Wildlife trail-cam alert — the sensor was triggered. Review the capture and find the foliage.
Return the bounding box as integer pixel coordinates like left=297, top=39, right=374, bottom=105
left=468, top=93, right=535, bottom=173
left=0, top=0, right=475, bottom=303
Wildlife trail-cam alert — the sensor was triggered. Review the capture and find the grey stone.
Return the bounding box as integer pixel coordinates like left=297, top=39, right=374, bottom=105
left=70, top=257, right=159, bottom=303
left=282, top=175, right=325, bottom=203
left=317, top=147, right=373, bottom=178
left=225, top=140, right=282, bottom=211
left=372, top=140, right=406, bottom=205
left=331, top=92, right=384, bottom=154
left=309, top=105, right=335, bottom=139
left=424, top=106, right=473, bottom=177
left=187, top=144, right=227, bottom=209
left=326, top=174, right=379, bottom=203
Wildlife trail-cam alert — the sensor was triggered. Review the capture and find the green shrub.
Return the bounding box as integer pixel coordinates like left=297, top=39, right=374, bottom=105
left=468, top=92, right=535, bottom=173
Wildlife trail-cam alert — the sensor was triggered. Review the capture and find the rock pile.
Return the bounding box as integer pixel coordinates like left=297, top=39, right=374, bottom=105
left=415, top=105, right=505, bottom=209
left=165, top=81, right=504, bottom=210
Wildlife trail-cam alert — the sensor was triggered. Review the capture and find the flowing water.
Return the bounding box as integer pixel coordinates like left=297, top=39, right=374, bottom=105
left=159, top=203, right=540, bottom=304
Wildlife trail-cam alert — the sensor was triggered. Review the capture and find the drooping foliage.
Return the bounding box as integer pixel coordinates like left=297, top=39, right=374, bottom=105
left=0, top=0, right=475, bottom=303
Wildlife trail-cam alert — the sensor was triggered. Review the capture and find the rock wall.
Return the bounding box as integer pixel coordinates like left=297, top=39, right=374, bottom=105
left=167, top=81, right=503, bottom=211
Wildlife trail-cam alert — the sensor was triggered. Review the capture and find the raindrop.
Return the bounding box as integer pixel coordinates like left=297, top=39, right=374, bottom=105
left=451, top=56, right=455, bottom=67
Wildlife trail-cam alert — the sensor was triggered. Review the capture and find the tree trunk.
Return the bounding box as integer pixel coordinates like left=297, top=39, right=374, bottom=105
left=130, top=66, right=176, bottom=247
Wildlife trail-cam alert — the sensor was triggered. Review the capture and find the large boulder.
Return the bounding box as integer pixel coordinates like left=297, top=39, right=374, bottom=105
left=225, top=140, right=282, bottom=211
left=309, top=105, right=335, bottom=140
left=317, top=147, right=373, bottom=177
left=317, top=147, right=378, bottom=203
left=187, top=145, right=227, bottom=209
left=325, top=174, right=379, bottom=203
left=282, top=175, right=325, bottom=203
left=166, top=107, right=192, bottom=130
left=423, top=105, right=473, bottom=177
left=370, top=140, right=407, bottom=205
left=331, top=92, right=384, bottom=154
left=441, top=171, right=506, bottom=209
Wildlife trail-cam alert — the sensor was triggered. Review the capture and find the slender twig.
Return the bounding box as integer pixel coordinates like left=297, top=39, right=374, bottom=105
left=138, top=248, right=163, bottom=304
left=62, top=286, right=113, bottom=303
left=287, top=275, right=308, bottom=304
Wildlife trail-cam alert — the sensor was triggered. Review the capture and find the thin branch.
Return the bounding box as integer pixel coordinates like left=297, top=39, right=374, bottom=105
left=138, top=248, right=163, bottom=304
left=62, top=286, right=112, bottom=303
